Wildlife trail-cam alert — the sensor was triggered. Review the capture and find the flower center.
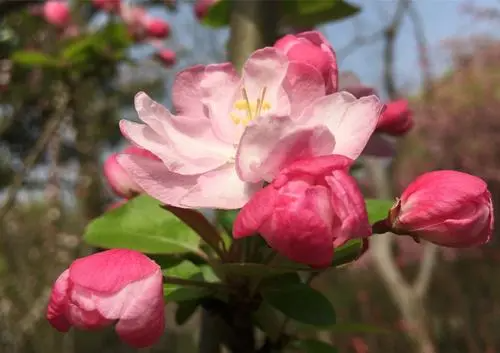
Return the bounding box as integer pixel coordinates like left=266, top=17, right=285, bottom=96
left=230, top=87, right=271, bottom=126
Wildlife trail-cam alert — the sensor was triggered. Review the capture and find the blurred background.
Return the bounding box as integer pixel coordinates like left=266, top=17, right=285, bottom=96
left=1, top=0, right=500, bottom=352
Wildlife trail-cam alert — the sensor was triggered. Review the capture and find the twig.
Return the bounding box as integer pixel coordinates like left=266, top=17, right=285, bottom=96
left=163, top=275, right=230, bottom=291
left=0, top=84, right=68, bottom=226
left=383, top=0, right=411, bottom=99
left=413, top=243, right=438, bottom=296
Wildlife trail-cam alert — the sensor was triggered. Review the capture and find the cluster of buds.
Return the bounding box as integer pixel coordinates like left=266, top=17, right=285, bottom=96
left=38, top=0, right=176, bottom=68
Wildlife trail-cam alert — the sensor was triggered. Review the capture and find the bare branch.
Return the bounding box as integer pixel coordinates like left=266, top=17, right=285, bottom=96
left=383, top=0, right=411, bottom=99
left=0, top=83, right=68, bottom=225
left=413, top=243, right=438, bottom=296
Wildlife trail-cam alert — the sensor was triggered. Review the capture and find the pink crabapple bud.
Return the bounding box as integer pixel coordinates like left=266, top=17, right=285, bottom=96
left=274, top=31, right=338, bottom=94
left=233, top=155, right=371, bottom=268
left=376, top=99, right=413, bottom=136
left=43, top=1, right=71, bottom=28
left=144, top=18, right=170, bottom=39
left=194, top=0, right=218, bottom=20
left=46, top=249, right=165, bottom=348
left=155, top=49, right=176, bottom=68
left=103, top=145, right=159, bottom=199
left=92, top=0, right=121, bottom=12
left=379, top=170, right=494, bottom=248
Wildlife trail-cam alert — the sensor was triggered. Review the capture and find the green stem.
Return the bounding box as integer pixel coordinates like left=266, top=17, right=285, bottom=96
left=162, top=276, right=230, bottom=291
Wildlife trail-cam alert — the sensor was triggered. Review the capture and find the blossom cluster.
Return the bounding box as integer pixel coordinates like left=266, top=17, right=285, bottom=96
left=46, top=31, right=494, bottom=347
left=38, top=0, right=176, bottom=67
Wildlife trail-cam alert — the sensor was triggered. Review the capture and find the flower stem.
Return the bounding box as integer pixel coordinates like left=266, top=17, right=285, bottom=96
left=162, top=275, right=229, bottom=291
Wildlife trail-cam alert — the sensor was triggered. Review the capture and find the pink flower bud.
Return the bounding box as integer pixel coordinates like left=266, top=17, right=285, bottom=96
left=234, top=155, right=371, bottom=268
left=388, top=170, right=493, bottom=247
left=194, top=0, right=217, bottom=20
left=155, top=49, right=176, bottom=68
left=144, top=18, right=170, bottom=39
left=103, top=146, right=159, bottom=198
left=92, top=0, right=121, bottom=12
left=43, top=1, right=71, bottom=28
left=376, top=99, right=413, bottom=136
left=274, top=31, right=338, bottom=93
left=46, top=249, right=165, bottom=348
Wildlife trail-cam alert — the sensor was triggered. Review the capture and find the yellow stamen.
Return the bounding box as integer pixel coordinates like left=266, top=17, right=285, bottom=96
left=230, top=86, right=272, bottom=126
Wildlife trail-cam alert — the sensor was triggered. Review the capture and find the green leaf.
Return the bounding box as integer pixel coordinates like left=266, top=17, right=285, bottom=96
left=296, top=0, right=334, bottom=14
left=289, top=339, right=338, bottom=353
left=253, top=300, right=282, bottom=340
left=201, top=0, right=230, bottom=28
left=331, top=239, right=364, bottom=267
left=61, top=36, right=97, bottom=62
left=262, top=281, right=336, bottom=327
left=365, top=199, right=394, bottom=224
left=163, top=261, right=211, bottom=302
left=84, top=195, right=200, bottom=254
left=283, top=0, right=360, bottom=27
left=11, top=51, right=61, bottom=68
left=175, top=300, right=199, bottom=326
left=216, top=209, right=238, bottom=235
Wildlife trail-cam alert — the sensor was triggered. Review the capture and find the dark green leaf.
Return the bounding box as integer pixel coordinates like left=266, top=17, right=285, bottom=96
left=11, top=51, right=61, bottom=68
left=296, top=0, right=334, bottom=14
left=175, top=300, right=199, bottom=326
left=201, top=0, right=230, bottom=27
left=262, top=281, right=336, bottom=327
left=163, top=261, right=211, bottom=302
left=253, top=300, right=282, bottom=340
left=365, top=199, right=394, bottom=224
left=290, top=339, right=338, bottom=353
left=84, top=195, right=200, bottom=254
left=283, top=0, right=360, bottom=27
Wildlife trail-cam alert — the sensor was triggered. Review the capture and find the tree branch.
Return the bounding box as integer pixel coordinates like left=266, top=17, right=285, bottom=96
left=0, top=83, right=68, bottom=226
left=413, top=243, right=438, bottom=296
left=383, top=0, right=411, bottom=99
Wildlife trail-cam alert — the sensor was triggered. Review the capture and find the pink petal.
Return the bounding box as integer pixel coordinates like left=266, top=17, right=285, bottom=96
left=69, top=249, right=159, bottom=293
left=172, top=65, right=206, bottom=117
left=325, top=171, right=371, bottom=246
left=233, top=186, right=278, bottom=238
left=296, top=31, right=338, bottom=93
left=284, top=61, right=326, bottom=118
left=400, top=170, right=488, bottom=226
left=47, top=270, right=72, bottom=332
left=261, top=184, right=335, bottom=268
left=201, top=63, right=241, bottom=144
left=121, top=93, right=231, bottom=175
left=236, top=116, right=335, bottom=183
left=67, top=286, right=112, bottom=330
left=241, top=47, right=290, bottom=118
left=180, top=163, right=263, bottom=209
left=100, top=270, right=165, bottom=348
left=103, top=152, right=142, bottom=198
left=275, top=154, right=353, bottom=185
left=117, top=154, right=198, bottom=207
left=301, top=92, right=383, bottom=160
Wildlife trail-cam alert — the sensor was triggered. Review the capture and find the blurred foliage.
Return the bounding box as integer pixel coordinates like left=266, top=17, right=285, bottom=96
left=202, top=0, right=360, bottom=28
